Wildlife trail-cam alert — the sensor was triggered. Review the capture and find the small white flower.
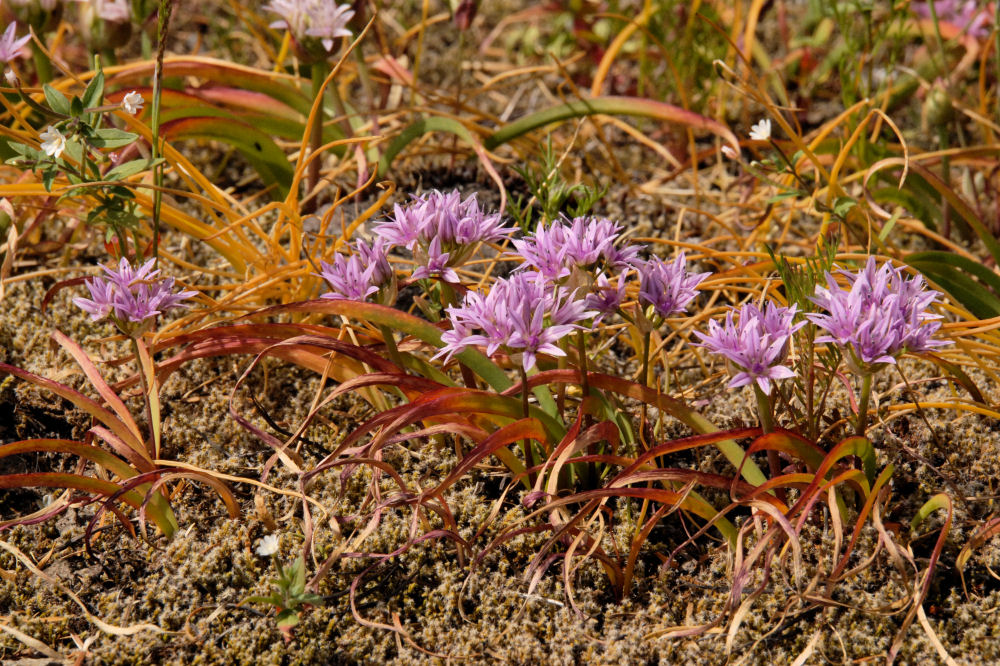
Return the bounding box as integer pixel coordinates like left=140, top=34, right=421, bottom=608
left=121, top=90, right=144, bottom=115
left=256, top=534, right=280, bottom=557
left=4, top=69, right=16, bottom=87
left=749, top=118, right=772, bottom=142
left=39, top=126, right=66, bottom=159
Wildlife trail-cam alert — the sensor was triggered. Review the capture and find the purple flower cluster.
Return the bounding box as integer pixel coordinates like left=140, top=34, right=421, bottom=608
left=264, top=0, right=354, bottom=53
left=375, top=190, right=513, bottom=283
left=436, top=272, right=596, bottom=371
left=512, top=216, right=640, bottom=281
left=694, top=301, right=805, bottom=395
left=73, top=258, right=197, bottom=331
left=912, top=1, right=991, bottom=39
left=318, top=237, right=393, bottom=302
left=638, top=252, right=710, bottom=319
left=0, top=23, right=31, bottom=64
left=807, top=257, right=948, bottom=369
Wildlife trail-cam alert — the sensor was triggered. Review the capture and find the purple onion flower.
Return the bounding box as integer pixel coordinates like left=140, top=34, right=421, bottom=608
left=264, top=0, right=354, bottom=53
left=375, top=190, right=513, bottom=284
left=73, top=258, right=197, bottom=333
left=512, top=216, right=640, bottom=281
left=694, top=301, right=805, bottom=395
left=585, top=271, right=629, bottom=321
left=318, top=237, right=395, bottom=303
left=912, top=1, right=991, bottom=39
left=0, top=23, right=31, bottom=64
left=436, top=272, right=596, bottom=372
left=806, top=257, right=948, bottom=370
left=637, top=252, right=710, bottom=319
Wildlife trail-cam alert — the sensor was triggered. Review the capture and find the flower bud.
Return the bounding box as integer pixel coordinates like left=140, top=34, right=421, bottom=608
left=924, top=82, right=954, bottom=128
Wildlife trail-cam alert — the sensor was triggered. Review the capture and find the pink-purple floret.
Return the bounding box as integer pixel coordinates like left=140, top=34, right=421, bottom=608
left=694, top=302, right=805, bottom=395
left=73, top=258, right=197, bottom=325
left=807, top=256, right=948, bottom=367
left=638, top=252, right=710, bottom=319
left=436, top=272, right=596, bottom=372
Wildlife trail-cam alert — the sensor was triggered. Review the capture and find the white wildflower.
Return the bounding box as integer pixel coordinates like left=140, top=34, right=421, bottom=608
left=39, top=126, right=66, bottom=159
left=256, top=534, right=280, bottom=557
left=749, top=118, right=772, bottom=142
left=121, top=90, right=144, bottom=115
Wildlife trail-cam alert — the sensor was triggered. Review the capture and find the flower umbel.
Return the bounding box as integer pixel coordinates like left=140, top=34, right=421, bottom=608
left=512, top=216, right=640, bottom=281
left=73, top=258, right=197, bottom=333
left=638, top=252, right=710, bottom=319
left=694, top=301, right=805, bottom=395
left=375, top=190, right=513, bottom=284
left=437, top=272, right=595, bottom=372
left=264, top=0, right=354, bottom=53
left=806, top=257, right=948, bottom=370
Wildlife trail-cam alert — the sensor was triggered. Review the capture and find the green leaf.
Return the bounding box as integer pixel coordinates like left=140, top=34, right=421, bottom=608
left=767, top=191, right=801, bottom=203
left=275, top=609, right=300, bottom=630
left=89, top=128, right=140, bottom=149
left=289, top=556, right=306, bottom=597
left=19, top=89, right=64, bottom=119
left=70, top=96, right=84, bottom=118
left=105, top=157, right=164, bottom=181
left=483, top=96, right=741, bottom=153
left=246, top=593, right=284, bottom=605
left=160, top=116, right=293, bottom=198
left=833, top=196, right=856, bottom=217
left=906, top=252, right=1000, bottom=318
left=81, top=71, right=105, bottom=110
left=43, top=84, right=71, bottom=116
left=6, top=142, right=42, bottom=160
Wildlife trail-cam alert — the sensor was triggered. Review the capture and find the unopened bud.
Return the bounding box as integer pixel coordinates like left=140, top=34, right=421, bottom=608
left=924, top=82, right=954, bottom=127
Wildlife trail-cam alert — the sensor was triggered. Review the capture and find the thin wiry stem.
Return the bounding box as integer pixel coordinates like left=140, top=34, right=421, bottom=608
left=151, top=0, right=175, bottom=266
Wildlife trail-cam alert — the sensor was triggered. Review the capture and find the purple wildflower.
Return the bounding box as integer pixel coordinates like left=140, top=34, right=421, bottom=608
left=912, top=1, right=991, bottom=39
left=513, top=216, right=640, bottom=281
left=806, top=257, right=948, bottom=369
left=637, top=252, right=710, bottom=319
left=353, top=237, right=394, bottom=287
left=318, top=238, right=395, bottom=302
left=694, top=301, right=805, bottom=395
left=264, top=0, right=354, bottom=52
left=0, top=23, right=31, bottom=64
left=436, top=272, right=595, bottom=372
left=374, top=190, right=513, bottom=284
left=73, top=258, right=197, bottom=331
left=318, top=253, right=378, bottom=302
left=585, top=271, right=629, bottom=321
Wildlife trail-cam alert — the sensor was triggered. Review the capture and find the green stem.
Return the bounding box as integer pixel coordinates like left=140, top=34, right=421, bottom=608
left=304, top=62, right=328, bottom=215
left=577, top=330, right=590, bottom=399
left=519, top=365, right=535, bottom=483
left=641, top=330, right=652, bottom=388
left=378, top=323, right=405, bottom=374
left=804, top=326, right=816, bottom=441
left=857, top=372, right=873, bottom=437
left=151, top=0, right=175, bottom=265
left=753, top=384, right=783, bottom=497
left=769, top=139, right=812, bottom=193
left=30, top=41, right=53, bottom=84
left=130, top=336, right=155, bottom=459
